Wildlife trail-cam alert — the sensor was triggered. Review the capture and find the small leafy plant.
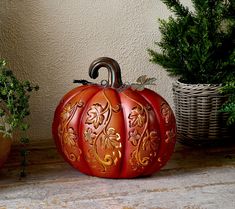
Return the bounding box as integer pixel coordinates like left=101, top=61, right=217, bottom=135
left=0, top=59, right=39, bottom=177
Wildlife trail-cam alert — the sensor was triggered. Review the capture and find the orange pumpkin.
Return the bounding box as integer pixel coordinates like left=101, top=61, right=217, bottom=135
left=52, top=57, right=176, bottom=178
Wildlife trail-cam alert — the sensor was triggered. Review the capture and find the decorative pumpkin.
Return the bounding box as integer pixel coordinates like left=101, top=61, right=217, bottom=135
left=52, top=57, right=176, bottom=178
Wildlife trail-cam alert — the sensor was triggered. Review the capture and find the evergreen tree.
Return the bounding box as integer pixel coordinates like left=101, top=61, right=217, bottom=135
left=148, top=0, right=235, bottom=84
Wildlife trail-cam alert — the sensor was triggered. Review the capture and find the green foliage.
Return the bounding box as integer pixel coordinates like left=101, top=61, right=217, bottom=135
left=148, top=0, right=235, bottom=84
left=131, top=75, right=157, bottom=91
left=160, top=0, right=190, bottom=17
left=0, top=59, right=39, bottom=177
left=219, top=81, right=235, bottom=125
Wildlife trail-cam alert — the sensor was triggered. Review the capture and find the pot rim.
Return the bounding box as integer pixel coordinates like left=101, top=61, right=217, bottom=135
left=173, top=80, right=222, bottom=87
left=172, top=80, right=223, bottom=93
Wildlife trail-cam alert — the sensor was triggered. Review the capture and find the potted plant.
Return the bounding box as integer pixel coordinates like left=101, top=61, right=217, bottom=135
left=148, top=0, right=235, bottom=146
left=0, top=59, right=39, bottom=176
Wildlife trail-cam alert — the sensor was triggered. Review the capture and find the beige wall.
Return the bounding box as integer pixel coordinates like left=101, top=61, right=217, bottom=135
left=0, top=0, right=189, bottom=140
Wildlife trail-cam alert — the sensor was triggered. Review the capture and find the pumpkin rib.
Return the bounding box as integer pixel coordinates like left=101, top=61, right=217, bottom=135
left=116, top=90, right=128, bottom=178
left=77, top=86, right=104, bottom=176
left=55, top=85, right=102, bottom=176
left=130, top=90, right=161, bottom=177
left=100, top=88, right=125, bottom=178
left=137, top=89, right=164, bottom=176
left=119, top=88, right=160, bottom=178
left=78, top=87, right=107, bottom=177
left=52, top=85, right=91, bottom=155
left=59, top=85, right=91, bottom=110
left=138, top=89, right=176, bottom=175
left=119, top=89, right=140, bottom=178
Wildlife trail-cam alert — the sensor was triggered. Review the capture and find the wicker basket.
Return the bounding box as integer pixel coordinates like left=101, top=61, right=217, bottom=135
left=173, top=81, right=234, bottom=146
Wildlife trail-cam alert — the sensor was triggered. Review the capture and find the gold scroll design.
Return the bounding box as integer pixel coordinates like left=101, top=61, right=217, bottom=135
left=58, top=101, right=84, bottom=162
left=160, top=102, right=176, bottom=143
left=128, top=105, right=160, bottom=171
left=84, top=97, right=122, bottom=172
left=161, top=102, right=173, bottom=124
left=158, top=102, right=176, bottom=165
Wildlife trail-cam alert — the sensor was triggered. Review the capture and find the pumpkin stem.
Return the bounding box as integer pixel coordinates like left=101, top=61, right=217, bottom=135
left=89, top=57, right=123, bottom=88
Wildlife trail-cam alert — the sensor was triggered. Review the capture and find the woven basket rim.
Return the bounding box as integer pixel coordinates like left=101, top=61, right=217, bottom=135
left=173, top=80, right=222, bottom=87
left=173, top=81, right=223, bottom=92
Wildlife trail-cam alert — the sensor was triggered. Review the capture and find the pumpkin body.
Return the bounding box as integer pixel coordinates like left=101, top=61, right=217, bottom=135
left=52, top=58, right=176, bottom=178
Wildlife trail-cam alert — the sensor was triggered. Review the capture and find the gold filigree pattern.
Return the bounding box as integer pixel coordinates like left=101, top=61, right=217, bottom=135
left=64, top=149, right=82, bottom=162
left=84, top=128, right=97, bottom=145
left=84, top=92, right=122, bottom=172
left=142, top=130, right=159, bottom=153
left=128, top=104, right=160, bottom=171
left=101, top=128, right=121, bottom=149
left=85, top=103, right=106, bottom=129
left=165, top=129, right=176, bottom=143
left=129, top=129, right=141, bottom=146
left=161, top=102, right=172, bottom=124
left=61, top=105, right=72, bottom=121
left=58, top=102, right=84, bottom=163
left=64, top=127, right=77, bottom=147
left=128, top=106, right=146, bottom=128
left=160, top=103, right=176, bottom=166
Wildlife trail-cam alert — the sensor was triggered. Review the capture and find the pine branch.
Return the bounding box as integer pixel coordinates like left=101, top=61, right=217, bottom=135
left=160, top=0, right=191, bottom=17
left=148, top=50, right=173, bottom=69
left=191, top=0, right=206, bottom=14
left=149, top=0, right=235, bottom=84
left=227, top=0, right=235, bottom=19
left=148, top=49, right=186, bottom=77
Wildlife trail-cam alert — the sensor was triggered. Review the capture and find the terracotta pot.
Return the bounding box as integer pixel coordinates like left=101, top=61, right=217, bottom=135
left=0, top=135, right=12, bottom=168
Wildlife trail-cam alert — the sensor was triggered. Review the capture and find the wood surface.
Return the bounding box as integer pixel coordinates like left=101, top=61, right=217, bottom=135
left=0, top=140, right=235, bottom=209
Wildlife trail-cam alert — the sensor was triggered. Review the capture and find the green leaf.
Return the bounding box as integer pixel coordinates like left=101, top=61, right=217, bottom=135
left=136, top=75, right=157, bottom=85
left=20, top=123, right=30, bottom=131
left=20, top=137, right=30, bottom=144
left=131, top=75, right=157, bottom=91
left=0, top=108, right=5, bottom=117
left=131, top=84, right=145, bottom=91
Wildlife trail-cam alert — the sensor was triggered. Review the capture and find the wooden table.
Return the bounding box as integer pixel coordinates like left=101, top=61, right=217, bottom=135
left=0, top=140, right=235, bottom=209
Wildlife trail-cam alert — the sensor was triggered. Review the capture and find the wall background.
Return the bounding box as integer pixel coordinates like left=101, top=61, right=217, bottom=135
left=0, top=0, right=190, bottom=141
